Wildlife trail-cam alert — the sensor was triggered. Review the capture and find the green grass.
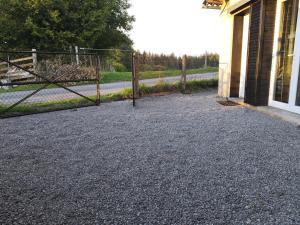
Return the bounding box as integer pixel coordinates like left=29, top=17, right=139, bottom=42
left=0, top=78, right=218, bottom=117
left=139, top=78, right=218, bottom=96
left=0, top=81, right=95, bottom=94
left=0, top=97, right=95, bottom=115
left=0, top=84, right=59, bottom=93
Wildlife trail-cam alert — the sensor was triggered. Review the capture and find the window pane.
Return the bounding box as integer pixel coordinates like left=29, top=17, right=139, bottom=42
left=274, top=0, right=299, bottom=103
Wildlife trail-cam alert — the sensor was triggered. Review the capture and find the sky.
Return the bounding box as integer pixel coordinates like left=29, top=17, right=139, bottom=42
left=128, top=0, right=221, bottom=56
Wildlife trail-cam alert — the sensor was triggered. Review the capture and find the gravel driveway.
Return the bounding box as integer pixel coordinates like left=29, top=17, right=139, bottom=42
left=0, top=91, right=299, bottom=225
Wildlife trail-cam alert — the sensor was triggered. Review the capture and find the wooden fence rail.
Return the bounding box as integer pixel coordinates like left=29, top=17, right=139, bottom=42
left=0, top=50, right=36, bottom=82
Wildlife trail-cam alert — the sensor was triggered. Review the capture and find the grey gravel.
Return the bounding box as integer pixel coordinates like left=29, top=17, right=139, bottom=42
left=0, top=91, right=299, bottom=225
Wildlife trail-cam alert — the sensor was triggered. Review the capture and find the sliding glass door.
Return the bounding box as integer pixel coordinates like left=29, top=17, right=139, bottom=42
left=297, top=73, right=300, bottom=105
left=274, top=0, right=299, bottom=103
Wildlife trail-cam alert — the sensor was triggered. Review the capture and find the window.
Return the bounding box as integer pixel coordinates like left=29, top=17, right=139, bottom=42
left=296, top=71, right=300, bottom=105
left=274, top=0, right=299, bottom=103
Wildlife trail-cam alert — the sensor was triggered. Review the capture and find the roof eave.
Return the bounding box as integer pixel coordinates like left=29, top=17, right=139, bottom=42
left=202, top=4, right=222, bottom=9
left=202, top=0, right=223, bottom=10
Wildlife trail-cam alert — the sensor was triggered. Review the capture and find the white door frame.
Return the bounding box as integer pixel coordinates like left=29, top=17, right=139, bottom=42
left=269, top=0, right=300, bottom=114
left=239, top=14, right=250, bottom=98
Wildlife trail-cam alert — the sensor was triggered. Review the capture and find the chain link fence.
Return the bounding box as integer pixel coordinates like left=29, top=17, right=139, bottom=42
left=133, top=52, right=219, bottom=95
left=0, top=51, right=101, bottom=118
left=0, top=48, right=218, bottom=118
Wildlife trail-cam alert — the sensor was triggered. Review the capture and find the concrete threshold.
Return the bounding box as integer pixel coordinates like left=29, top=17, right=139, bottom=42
left=229, top=98, right=300, bottom=127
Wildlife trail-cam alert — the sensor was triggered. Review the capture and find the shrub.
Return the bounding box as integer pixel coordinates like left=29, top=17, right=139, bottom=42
left=112, top=62, right=127, bottom=72
left=37, top=59, right=96, bottom=81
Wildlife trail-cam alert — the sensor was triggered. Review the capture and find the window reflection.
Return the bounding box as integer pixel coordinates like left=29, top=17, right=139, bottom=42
left=274, top=0, right=299, bottom=103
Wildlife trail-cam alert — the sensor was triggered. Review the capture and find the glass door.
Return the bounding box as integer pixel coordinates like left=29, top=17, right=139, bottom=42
left=297, top=74, right=300, bottom=105
left=273, top=0, right=299, bottom=103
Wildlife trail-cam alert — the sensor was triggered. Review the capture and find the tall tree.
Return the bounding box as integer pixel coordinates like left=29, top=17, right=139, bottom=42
left=0, top=0, right=134, bottom=50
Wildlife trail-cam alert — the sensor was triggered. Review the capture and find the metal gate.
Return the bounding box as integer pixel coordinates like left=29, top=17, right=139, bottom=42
left=0, top=50, right=138, bottom=118
left=0, top=51, right=102, bottom=118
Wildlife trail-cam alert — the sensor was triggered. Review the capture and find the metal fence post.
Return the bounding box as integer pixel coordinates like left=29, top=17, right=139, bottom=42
left=96, top=56, right=101, bottom=106
left=181, top=54, right=187, bottom=92
left=132, top=52, right=136, bottom=107
left=134, top=53, right=139, bottom=99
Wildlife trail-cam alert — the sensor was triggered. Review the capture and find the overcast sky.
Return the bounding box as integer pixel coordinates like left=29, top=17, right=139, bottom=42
left=128, top=0, right=221, bottom=56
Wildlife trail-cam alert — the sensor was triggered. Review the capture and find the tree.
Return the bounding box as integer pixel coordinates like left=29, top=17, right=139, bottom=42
left=0, top=0, right=134, bottom=50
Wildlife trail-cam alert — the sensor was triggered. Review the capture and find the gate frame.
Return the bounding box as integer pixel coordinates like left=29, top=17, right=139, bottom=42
left=0, top=50, right=101, bottom=117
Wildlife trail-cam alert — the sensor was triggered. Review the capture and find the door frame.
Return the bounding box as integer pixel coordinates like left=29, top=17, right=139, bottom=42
left=269, top=0, right=300, bottom=114
left=230, top=8, right=250, bottom=98
left=239, top=13, right=250, bottom=98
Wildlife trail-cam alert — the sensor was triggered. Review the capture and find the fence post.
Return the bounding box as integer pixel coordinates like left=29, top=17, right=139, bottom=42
left=75, top=46, right=79, bottom=65
left=204, top=51, right=208, bottom=69
left=32, top=49, right=37, bottom=71
left=181, top=54, right=187, bottom=92
left=132, top=52, right=136, bottom=107
left=32, top=49, right=39, bottom=81
left=134, top=52, right=140, bottom=99
left=96, top=56, right=101, bottom=106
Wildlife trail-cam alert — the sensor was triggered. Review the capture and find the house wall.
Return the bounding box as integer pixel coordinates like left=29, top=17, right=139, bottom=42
left=218, top=12, right=234, bottom=97
left=218, top=0, right=249, bottom=97
left=218, top=0, right=276, bottom=105
left=217, top=0, right=300, bottom=114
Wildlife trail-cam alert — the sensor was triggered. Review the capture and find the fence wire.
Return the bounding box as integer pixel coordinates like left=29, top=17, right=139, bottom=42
left=0, top=51, right=100, bottom=118
left=0, top=48, right=218, bottom=118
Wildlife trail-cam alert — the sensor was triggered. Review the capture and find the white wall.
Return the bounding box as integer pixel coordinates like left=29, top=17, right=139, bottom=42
left=217, top=0, right=251, bottom=98
left=218, top=7, right=234, bottom=97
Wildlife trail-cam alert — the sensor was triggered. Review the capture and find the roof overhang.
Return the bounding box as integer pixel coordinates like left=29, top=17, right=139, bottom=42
left=227, top=0, right=253, bottom=14
left=202, top=0, right=224, bottom=9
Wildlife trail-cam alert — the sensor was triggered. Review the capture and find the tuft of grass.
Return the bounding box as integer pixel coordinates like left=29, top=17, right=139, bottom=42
left=100, top=88, right=133, bottom=103
left=139, top=78, right=218, bottom=96
left=0, top=97, right=95, bottom=116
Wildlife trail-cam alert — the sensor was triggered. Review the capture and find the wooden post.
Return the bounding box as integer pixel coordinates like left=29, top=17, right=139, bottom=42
left=75, top=46, right=79, bottom=65
left=32, top=49, right=37, bottom=71
left=181, top=54, right=187, bottom=92
left=32, top=49, right=38, bottom=81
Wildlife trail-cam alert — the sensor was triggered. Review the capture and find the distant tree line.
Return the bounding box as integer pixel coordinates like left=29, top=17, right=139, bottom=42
left=136, top=52, right=219, bottom=72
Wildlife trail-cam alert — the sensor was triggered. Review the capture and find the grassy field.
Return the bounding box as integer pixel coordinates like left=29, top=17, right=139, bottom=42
left=0, top=67, right=218, bottom=93
left=0, top=81, right=93, bottom=94
left=0, top=78, right=218, bottom=117
left=102, top=67, right=218, bottom=83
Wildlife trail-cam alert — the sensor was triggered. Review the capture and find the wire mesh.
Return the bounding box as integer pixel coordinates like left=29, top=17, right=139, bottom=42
left=134, top=52, right=219, bottom=94
left=78, top=48, right=136, bottom=97
left=0, top=51, right=100, bottom=118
